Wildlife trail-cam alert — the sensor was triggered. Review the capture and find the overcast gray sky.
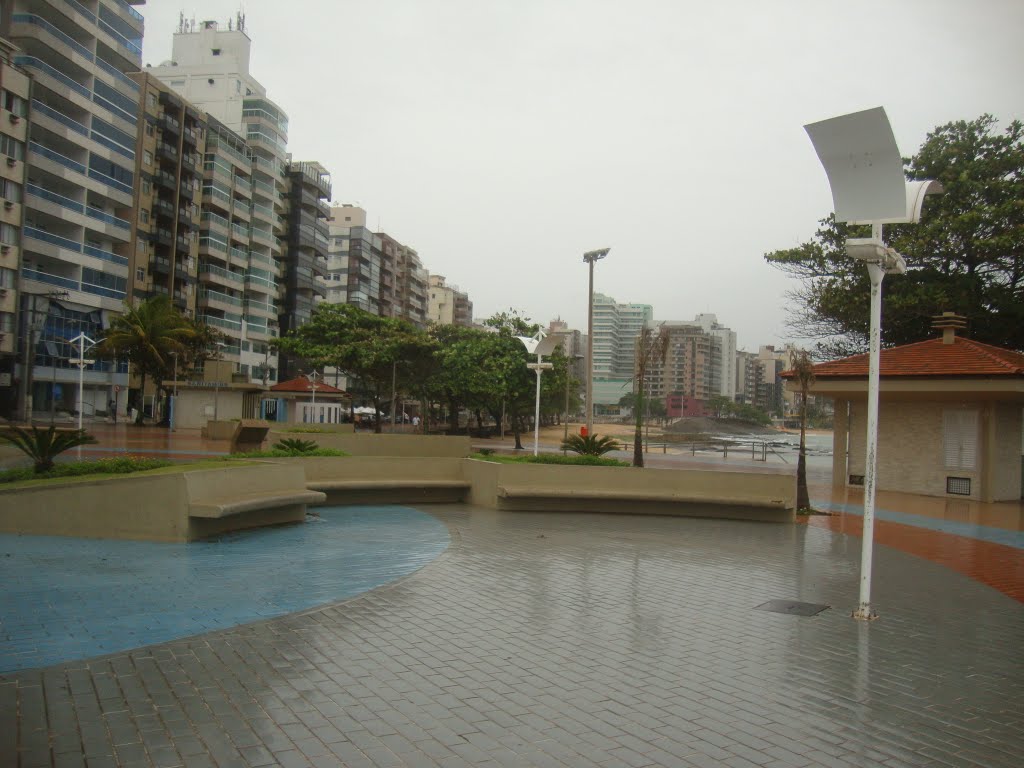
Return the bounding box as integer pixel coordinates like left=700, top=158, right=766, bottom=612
left=142, top=0, right=1024, bottom=352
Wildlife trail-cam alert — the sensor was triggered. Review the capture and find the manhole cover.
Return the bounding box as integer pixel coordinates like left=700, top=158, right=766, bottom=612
left=755, top=599, right=830, bottom=617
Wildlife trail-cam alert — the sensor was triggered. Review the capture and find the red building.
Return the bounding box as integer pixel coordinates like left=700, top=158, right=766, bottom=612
left=666, top=394, right=710, bottom=418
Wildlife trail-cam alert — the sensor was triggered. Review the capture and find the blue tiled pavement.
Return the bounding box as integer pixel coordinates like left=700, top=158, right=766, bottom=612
left=0, top=505, right=449, bottom=673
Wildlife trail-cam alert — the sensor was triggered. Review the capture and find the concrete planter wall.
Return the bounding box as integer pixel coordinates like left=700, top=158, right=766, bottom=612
left=267, top=433, right=473, bottom=458
left=0, top=464, right=313, bottom=542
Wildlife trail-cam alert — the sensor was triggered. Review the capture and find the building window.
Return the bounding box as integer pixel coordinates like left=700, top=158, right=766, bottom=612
left=943, top=410, right=978, bottom=470
left=136, top=267, right=145, bottom=282
left=146, top=93, right=157, bottom=110
left=0, top=267, right=15, bottom=288
left=0, top=178, right=21, bottom=202
left=0, top=134, right=24, bottom=161
left=0, top=222, right=19, bottom=246
left=136, top=239, right=146, bottom=253
left=2, top=89, right=27, bottom=117
left=212, top=49, right=222, bottom=56
left=139, top=209, right=149, bottom=224
left=142, top=180, right=151, bottom=194
left=143, top=150, right=153, bottom=166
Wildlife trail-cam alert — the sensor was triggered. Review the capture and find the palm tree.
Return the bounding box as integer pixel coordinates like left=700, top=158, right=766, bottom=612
left=96, top=296, right=196, bottom=424
left=791, top=349, right=816, bottom=512
left=0, top=425, right=98, bottom=473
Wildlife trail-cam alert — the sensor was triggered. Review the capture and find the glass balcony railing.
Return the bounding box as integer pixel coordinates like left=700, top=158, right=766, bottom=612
left=13, top=55, right=90, bottom=98
left=198, top=236, right=227, bottom=253
left=199, top=263, right=245, bottom=284
left=97, top=18, right=142, bottom=57
left=83, top=243, right=128, bottom=266
left=199, top=289, right=243, bottom=308
left=86, top=168, right=132, bottom=196
left=31, top=100, right=89, bottom=137
left=86, top=207, right=130, bottom=230
left=22, top=267, right=79, bottom=291
left=25, top=227, right=81, bottom=253
left=12, top=14, right=94, bottom=61
left=199, top=314, right=242, bottom=331
left=95, top=57, right=140, bottom=93
left=26, top=183, right=84, bottom=214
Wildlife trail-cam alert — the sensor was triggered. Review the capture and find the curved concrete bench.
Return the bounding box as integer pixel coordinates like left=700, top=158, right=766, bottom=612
left=190, top=490, right=326, bottom=518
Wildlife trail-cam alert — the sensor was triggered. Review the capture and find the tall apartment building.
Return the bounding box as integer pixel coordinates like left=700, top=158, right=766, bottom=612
left=324, top=204, right=384, bottom=316
left=150, top=17, right=291, bottom=384
left=649, top=322, right=722, bottom=404
left=428, top=274, right=472, bottom=327
left=394, top=242, right=428, bottom=328
left=590, top=293, right=652, bottom=405
left=0, top=38, right=28, bottom=417
left=128, top=73, right=204, bottom=318
left=278, top=160, right=330, bottom=379
left=3, top=0, right=144, bottom=418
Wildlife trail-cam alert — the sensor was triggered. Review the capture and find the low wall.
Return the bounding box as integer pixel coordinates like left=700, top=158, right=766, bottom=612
left=464, top=460, right=796, bottom=522
left=0, top=464, right=316, bottom=542
left=275, top=456, right=468, bottom=505
left=267, top=432, right=472, bottom=458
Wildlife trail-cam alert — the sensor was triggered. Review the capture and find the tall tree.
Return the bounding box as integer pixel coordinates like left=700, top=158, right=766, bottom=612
left=766, top=115, right=1024, bottom=356
left=790, top=349, right=815, bottom=512
left=96, top=296, right=197, bottom=424
left=275, top=304, right=428, bottom=433
left=631, top=325, right=668, bottom=468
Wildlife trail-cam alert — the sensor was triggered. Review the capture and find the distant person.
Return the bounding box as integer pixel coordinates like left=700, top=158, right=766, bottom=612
left=412, top=415, right=419, bottom=426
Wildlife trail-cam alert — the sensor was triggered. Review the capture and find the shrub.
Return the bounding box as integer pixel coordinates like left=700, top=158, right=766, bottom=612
left=273, top=438, right=319, bottom=454
left=0, top=455, right=173, bottom=484
left=560, top=433, right=621, bottom=456
left=232, top=448, right=350, bottom=458
left=525, top=453, right=629, bottom=467
left=0, top=426, right=98, bottom=473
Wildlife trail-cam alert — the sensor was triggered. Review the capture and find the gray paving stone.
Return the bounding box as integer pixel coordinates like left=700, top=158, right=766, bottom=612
left=2, top=505, right=1022, bottom=768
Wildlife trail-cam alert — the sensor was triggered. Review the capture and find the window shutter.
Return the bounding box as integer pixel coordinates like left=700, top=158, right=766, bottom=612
left=943, top=410, right=978, bottom=469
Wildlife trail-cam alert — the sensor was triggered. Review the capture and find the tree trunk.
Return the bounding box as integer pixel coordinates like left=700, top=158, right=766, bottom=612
left=796, top=396, right=810, bottom=511
left=512, top=411, right=524, bottom=450
left=447, top=396, right=459, bottom=434
left=134, top=373, right=146, bottom=425
left=372, top=394, right=383, bottom=434
left=632, top=385, right=644, bottom=468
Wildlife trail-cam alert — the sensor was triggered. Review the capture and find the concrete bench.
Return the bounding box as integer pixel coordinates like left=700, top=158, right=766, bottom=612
left=492, top=484, right=792, bottom=521
left=190, top=490, right=327, bottom=518
left=496, top=486, right=788, bottom=508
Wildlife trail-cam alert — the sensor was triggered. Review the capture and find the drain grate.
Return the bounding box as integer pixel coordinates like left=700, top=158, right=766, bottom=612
left=755, top=599, right=830, bottom=617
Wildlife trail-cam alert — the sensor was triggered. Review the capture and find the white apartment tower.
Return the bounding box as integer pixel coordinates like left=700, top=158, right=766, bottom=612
left=150, top=16, right=288, bottom=383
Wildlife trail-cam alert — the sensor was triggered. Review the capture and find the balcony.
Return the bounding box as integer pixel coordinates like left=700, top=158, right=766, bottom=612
left=198, top=289, right=243, bottom=310
left=156, top=141, right=179, bottom=162
left=199, top=263, right=245, bottom=286
left=156, top=170, right=177, bottom=189
left=175, top=235, right=191, bottom=254
left=150, top=255, right=171, bottom=275
left=160, top=112, right=180, bottom=134
left=152, top=229, right=172, bottom=246
left=199, top=313, right=243, bottom=332
left=182, top=126, right=199, bottom=146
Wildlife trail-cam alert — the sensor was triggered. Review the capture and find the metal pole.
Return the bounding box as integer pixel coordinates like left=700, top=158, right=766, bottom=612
left=76, top=334, right=84, bottom=432
left=855, top=226, right=886, bottom=622
left=563, top=361, right=570, bottom=448
left=214, top=380, right=220, bottom=422
left=533, top=356, right=542, bottom=456
left=171, top=353, right=178, bottom=431
left=586, top=258, right=595, bottom=436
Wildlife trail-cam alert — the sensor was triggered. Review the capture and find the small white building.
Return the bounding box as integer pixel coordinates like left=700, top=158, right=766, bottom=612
left=787, top=321, right=1024, bottom=502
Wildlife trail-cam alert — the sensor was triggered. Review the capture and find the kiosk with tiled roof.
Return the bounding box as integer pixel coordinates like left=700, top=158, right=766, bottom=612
left=783, top=314, right=1024, bottom=502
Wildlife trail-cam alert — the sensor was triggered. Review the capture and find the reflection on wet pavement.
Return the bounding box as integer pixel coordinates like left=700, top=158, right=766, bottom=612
left=2, top=505, right=1021, bottom=767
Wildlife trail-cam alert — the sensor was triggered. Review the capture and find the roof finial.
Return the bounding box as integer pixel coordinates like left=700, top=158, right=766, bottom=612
left=932, top=312, right=967, bottom=345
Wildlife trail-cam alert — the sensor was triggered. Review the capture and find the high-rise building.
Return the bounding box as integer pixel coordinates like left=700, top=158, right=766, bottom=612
left=428, top=275, right=472, bottom=327
left=0, top=38, right=29, bottom=417
left=591, top=293, right=652, bottom=405
left=650, top=322, right=722, bottom=404
left=394, top=242, right=428, bottom=328
left=151, top=16, right=292, bottom=384
left=279, top=160, right=330, bottom=379
left=128, top=73, right=204, bottom=318
left=3, top=0, right=145, bottom=418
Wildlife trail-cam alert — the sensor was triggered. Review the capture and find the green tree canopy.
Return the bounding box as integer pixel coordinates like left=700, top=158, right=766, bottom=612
left=96, top=296, right=198, bottom=423
left=766, top=115, right=1024, bottom=357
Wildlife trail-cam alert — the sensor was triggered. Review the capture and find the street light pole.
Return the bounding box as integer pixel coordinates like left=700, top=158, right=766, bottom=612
left=583, top=248, right=610, bottom=437
left=68, top=332, right=97, bottom=432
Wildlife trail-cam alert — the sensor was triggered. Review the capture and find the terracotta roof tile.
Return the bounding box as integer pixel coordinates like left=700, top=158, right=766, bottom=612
left=788, top=337, right=1024, bottom=379
left=269, top=375, right=348, bottom=394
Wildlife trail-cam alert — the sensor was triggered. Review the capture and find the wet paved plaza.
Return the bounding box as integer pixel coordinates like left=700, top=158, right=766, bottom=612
left=2, top=504, right=1022, bottom=768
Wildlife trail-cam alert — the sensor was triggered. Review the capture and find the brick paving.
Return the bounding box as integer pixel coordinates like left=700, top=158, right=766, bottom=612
left=3, top=504, right=1022, bottom=767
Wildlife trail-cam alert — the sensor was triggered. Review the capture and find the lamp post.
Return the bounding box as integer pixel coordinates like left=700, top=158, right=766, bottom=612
left=516, top=330, right=557, bottom=457
left=583, top=248, right=609, bottom=437
left=805, top=106, right=941, bottom=620
left=68, top=332, right=97, bottom=432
